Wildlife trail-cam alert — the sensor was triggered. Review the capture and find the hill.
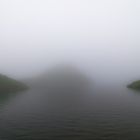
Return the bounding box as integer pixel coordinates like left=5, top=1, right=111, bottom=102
left=127, top=80, right=140, bottom=90
left=0, top=74, right=28, bottom=94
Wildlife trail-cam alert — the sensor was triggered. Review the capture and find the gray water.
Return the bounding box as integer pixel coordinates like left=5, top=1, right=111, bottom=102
left=0, top=82, right=140, bottom=140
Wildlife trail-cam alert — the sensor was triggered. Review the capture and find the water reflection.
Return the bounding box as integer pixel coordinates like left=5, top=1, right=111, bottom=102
left=0, top=92, right=22, bottom=108
left=29, top=66, right=93, bottom=105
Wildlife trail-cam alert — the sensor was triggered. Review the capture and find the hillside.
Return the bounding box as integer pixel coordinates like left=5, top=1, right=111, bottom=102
left=0, top=74, right=28, bottom=94
left=127, top=80, right=140, bottom=90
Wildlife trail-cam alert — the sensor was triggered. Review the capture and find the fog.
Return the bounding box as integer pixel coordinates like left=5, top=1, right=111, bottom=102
left=0, top=0, right=140, bottom=85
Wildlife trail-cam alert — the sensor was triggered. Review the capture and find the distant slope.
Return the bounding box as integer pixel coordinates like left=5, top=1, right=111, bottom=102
left=27, top=66, right=92, bottom=91
left=0, top=74, right=28, bottom=94
left=127, top=80, right=140, bottom=90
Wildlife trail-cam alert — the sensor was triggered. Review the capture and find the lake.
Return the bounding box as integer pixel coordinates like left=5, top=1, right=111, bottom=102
left=0, top=81, right=140, bottom=140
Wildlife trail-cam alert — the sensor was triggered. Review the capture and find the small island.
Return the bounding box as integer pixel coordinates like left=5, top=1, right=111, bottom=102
left=127, top=80, right=140, bottom=90
left=0, top=74, right=28, bottom=94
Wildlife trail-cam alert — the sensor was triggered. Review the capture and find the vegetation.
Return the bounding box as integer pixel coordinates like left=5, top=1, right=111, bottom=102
left=0, top=74, right=28, bottom=94
left=127, top=80, right=140, bottom=90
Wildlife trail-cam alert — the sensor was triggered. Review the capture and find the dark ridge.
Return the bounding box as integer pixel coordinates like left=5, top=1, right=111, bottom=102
left=0, top=74, right=28, bottom=94
left=127, top=80, right=140, bottom=91
left=29, top=66, right=92, bottom=90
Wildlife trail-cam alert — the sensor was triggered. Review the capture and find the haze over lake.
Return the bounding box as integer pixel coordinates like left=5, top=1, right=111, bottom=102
left=0, top=0, right=140, bottom=139
left=0, top=0, right=140, bottom=84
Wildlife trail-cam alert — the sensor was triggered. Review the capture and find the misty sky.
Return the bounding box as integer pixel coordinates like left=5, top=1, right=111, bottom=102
left=0, top=0, right=140, bottom=83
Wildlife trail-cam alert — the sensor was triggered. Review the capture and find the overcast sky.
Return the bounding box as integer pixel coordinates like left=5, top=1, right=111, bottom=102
left=0, top=0, right=140, bottom=83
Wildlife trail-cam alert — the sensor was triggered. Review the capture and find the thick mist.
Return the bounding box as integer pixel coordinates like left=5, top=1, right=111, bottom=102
left=0, top=0, right=140, bottom=85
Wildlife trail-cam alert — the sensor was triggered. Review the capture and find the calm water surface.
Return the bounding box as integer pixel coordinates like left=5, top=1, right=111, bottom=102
left=0, top=84, right=140, bottom=140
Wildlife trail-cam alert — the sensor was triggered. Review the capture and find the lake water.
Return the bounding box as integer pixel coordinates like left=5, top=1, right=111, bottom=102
left=0, top=81, right=140, bottom=140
